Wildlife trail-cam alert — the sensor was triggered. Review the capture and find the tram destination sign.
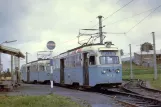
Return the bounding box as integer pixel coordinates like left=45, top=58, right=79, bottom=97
left=47, top=41, right=55, bottom=50
left=101, top=52, right=116, bottom=56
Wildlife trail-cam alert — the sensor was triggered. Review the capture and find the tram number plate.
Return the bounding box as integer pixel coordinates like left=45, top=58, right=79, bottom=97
left=107, top=74, right=115, bottom=77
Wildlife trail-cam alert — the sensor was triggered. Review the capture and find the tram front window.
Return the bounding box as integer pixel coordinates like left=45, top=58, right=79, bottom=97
left=100, top=56, right=119, bottom=64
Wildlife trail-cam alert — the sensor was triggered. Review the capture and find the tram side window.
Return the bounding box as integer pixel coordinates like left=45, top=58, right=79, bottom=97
left=68, top=56, right=71, bottom=68
left=55, top=59, right=58, bottom=69
left=53, top=59, right=55, bottom=70
left=39, top=65, right=45, bottom=71
left=33, top=65, right=37, bottom=72
left=67, top=57, right=70, bottom=68
left=72, top=55, right=76, bottom=67
left=89, top=56, right=95, bottom=65
left=68, top=55, right=75, bottom=68
left=46, top=66, right=50, bottom=71
left=58, top=59, right=60, bottom=68
left=55, top=59, right=60, bottom=69
left=21, top=67, right=24, bottom=72
left=64, top=57, right=68, bottom=68
left=75, top=54, right=81, bottom=67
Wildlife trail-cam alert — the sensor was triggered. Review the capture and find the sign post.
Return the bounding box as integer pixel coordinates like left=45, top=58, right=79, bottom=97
left=47, top=41, right=55, bottom=93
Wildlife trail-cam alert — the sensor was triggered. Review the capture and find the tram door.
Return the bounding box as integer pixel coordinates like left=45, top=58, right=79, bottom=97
left=27, top=66, right=30, bottom=83
left=60, top=59, right=64, bottom=84
left=83, top=53, right=89, bottom=86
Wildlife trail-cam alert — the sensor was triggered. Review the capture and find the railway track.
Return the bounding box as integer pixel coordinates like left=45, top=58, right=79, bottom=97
left=61, top=84, right=161, bottom=107
left=123, top=79, right=161, bottom=101
left=25, top=82, right=161, bottom=107
left=92, top=88, right=161, bottom=107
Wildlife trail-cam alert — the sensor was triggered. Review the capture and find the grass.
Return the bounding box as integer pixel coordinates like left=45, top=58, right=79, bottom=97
left=122, top=62, right=161, bottom=90
left=0, top=94, right=83, bottom=107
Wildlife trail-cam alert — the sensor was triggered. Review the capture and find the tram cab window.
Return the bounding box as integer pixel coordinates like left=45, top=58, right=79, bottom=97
left=89, top=56, right=95, bottom=65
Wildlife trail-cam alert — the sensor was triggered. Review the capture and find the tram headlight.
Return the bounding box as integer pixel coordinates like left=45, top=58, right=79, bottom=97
left=115, top=69, right=120, bottom=73
left=102, top=70, right=106, bottom=74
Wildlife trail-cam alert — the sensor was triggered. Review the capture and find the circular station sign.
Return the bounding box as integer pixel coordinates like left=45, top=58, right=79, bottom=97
left=47, top=41, right=55, bottom=50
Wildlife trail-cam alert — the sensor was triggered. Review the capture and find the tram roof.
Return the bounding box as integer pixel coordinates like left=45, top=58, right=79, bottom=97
left=25, top=59, right=50, bottom=65
left=59, top=43, right=103, bottom=55
left=59, top=43, right=118, bottom=55
left=0, top=45, right=25, bottom=58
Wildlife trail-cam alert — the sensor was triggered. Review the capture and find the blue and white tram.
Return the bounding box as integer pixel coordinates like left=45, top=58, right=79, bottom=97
left=21, top=59, right=51, bottom=84
left=52, top=43, right=122, bottom=88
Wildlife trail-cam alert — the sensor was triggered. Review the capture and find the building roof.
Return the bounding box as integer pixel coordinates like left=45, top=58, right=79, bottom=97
left=134, top=50, right=161, bottom=55
left=0, top=45, right=25, bottom=58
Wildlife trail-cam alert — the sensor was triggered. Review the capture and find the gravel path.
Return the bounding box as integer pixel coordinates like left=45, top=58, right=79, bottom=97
left=0, top=84, right=125, bottom=107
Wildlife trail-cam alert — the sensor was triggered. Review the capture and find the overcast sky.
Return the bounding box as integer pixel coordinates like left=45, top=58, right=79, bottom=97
left=1, top=0, right=161, bottom=70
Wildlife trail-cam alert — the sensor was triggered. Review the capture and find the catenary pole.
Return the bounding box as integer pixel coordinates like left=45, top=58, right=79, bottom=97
left=152, top=32, right=157, bottom=80
left=98, top=15, right=103, bottom=44
left=129, top=44, right=133, bottom=79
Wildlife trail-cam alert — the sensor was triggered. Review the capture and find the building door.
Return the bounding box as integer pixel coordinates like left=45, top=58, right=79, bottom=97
left=27, top=66, right=30, bottom=83
left=83, top=53, right=89, bottom=86
left=60, top=59, right=64, bottom=84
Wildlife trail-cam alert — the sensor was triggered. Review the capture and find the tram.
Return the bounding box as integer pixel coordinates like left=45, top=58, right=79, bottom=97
left=52, top=42, right=122, bottom=88
left=21, top=59, right=51, bottom=84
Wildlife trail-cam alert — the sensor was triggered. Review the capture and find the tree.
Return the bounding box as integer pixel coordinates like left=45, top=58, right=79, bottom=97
left=140, top=42, right=153, bottom=52
left=120, top=49, right=124, bottom=56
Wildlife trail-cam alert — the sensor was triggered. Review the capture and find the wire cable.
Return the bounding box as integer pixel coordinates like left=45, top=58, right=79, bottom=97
left=126, top=5, right=161, bottom=33
left=116, top=0, right=121, bottom=4
left=105, top=7, right=156, bottom=27
left=83, top=0, right=134, bottom=34
left=62, top=0, right=133, bottom=46
left=103, top=0, right=134, bottom=21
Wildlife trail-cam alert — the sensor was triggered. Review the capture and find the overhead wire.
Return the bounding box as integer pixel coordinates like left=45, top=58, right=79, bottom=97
left=109, top=4, right=161, bottom=45
left=79, top=0, right=134, bottom=42
left=116, top=0, right=121, bottom=4
left=77, top=0, right=134, bottom=46
left=105, top=7, right=156, bottom=27
left=103, top=0, right=134, bottom=21
left=57, top=0, right=159, bottom=49
left=126, top=4, right=161, bottom=33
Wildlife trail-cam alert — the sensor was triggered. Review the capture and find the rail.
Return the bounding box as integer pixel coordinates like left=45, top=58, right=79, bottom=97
left=122, top=79, right=161, bottom=102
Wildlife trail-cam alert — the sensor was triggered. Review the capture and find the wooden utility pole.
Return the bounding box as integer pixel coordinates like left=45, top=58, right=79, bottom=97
left=152, top=32, right=157, bottom=80
left=26, top=52, right=29, bottom=64
left=137, top=44, right=143, bottom=65
left=129, top=44, right=133, bottom=79
left=98, top=15, right=103, bottom=44
left=11, top=55, right=14, bottom=82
